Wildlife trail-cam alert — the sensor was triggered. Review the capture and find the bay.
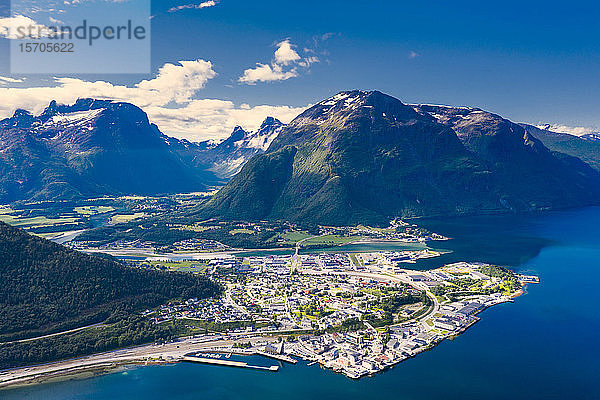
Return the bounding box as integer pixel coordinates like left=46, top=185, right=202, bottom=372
left=4, top=207, right=600, bottom=399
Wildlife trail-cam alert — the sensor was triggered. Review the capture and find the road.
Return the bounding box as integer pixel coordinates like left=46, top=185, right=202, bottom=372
left=0, top=322, right=106, bottom=346
left=0, top=335, right=277, bottom=389
left=301, top=269, right=440, bottom=327
left=224, top=287, right=249, bottom=317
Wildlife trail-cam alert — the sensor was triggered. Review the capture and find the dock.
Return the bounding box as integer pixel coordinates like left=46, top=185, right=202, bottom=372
left=183, top=356, right=279, bottom=371
left=516, top=274, right=540, bottom=283
left=255, top=351, right=298, bottom=364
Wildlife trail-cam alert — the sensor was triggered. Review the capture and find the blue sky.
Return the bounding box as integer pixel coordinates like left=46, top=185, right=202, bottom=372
left=1, top=0, right=599, bottom=139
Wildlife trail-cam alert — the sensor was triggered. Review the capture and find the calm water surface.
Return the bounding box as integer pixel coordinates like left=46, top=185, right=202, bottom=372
left=4, top=207, right=600, bottom=399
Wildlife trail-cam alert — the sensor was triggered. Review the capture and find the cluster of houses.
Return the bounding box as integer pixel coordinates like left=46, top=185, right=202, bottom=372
left=291, top=323, right=440, bottom=379
left=151, top=297, right=248, bottom=325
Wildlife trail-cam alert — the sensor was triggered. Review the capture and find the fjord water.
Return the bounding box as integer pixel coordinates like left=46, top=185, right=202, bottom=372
left=4, top=208, right=600, bottom=400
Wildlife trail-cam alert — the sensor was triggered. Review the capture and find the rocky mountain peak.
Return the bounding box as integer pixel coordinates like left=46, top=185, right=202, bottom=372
left=581, top=133, right=600, bottom=142
left=259, top=116, right=281, bottom=129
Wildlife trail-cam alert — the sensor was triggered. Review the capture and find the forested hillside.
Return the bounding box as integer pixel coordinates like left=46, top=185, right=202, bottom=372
left=0, top=222, right=221, bottom=342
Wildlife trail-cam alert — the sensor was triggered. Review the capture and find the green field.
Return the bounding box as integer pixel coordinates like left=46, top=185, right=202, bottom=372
left=0, top=215, right=79, bottom=229
left=147, top=260, right=209, bottom=273
left=229, top=228, right=255, bottom=235
left=279, top=231, right=312, bottom=244
left=74, top=205, right=115, bottom=215
left=301, top=234, right=358, bottom=247
left=109, top=212, right=145, bottom=224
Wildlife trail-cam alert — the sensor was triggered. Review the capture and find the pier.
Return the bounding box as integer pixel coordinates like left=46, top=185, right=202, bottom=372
left=182, top=356, right=279, bottom=371
left=255, top=351, right=298, bottom=364
left=516, top=274, right=540, bottom=283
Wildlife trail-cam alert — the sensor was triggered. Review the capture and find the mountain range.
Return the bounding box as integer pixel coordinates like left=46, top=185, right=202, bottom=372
left=196, top=116, right=284, bottom=179
left=200, top=90, right=600, bottom=225
left=2, top=92, right=600, bottom=226
left=519, top=124, right=600, bottom=171
left=0, top=99, right=279, bottom=203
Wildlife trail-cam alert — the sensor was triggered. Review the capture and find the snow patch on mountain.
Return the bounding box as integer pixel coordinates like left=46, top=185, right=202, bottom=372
left=203, top=116, right=285, bottom=179
left=534, top=123, right=598, bottom=137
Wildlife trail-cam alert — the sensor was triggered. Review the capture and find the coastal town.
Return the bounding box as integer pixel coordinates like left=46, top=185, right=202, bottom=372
left=0, top=210, right=540, bottom=387
left=145, top=249, right=538, bottom=379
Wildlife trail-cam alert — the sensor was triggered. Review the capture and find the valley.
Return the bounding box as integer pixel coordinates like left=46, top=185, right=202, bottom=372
left=0, top=188, right=536, bottom=383
left=0, top=91, right=595, bottom=391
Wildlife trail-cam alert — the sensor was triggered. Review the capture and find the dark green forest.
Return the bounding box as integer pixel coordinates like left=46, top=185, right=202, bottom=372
left=0, top=222, right=221, bottom=344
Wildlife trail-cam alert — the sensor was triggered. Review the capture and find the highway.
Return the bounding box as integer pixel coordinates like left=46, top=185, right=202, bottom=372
left=0, top=335, right=278, bottom=389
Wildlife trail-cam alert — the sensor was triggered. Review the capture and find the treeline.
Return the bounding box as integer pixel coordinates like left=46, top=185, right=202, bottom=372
left=75, top=219, right=287, bottom=249
left=0, top=316, right=186, bottom=369
left=0, top=222, right=222, bottom=342
left=364, top=292, right=427, bottom=327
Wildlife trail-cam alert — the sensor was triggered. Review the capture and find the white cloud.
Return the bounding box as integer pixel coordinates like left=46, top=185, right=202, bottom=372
left=535, top=123, right=598, bottom=137
left=136, top=60, right=217, bottom=104
left=238, top=63, right=298, bottom=84
left=0, top=76, right=25, bottom=84
left=408, top=50, right=419, bottom=59
left=49, top=16, right=64, bottom=24
left=0, top=59, right=215, bottom=116
left=145, top=100, right=306, bottom=141
left=0, top=15, right=51, bottom=39
left=274, top=40, right=301, bottom=65
left=0, top=59, right=307, bottom=141
left=239, top=40, right=319, bottom=85
left=297, top=56, right=319, bottom=68
left=168, top=0, right=217, bottom=12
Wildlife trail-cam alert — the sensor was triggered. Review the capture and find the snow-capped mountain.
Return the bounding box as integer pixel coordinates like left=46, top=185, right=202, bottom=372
left=199, top=90, right=600, bottom=225
left=202, top=117, right=285, bottom=179
left=581, top=133, right=600, bottom=142
left=0, top=99, right=219, bottom=202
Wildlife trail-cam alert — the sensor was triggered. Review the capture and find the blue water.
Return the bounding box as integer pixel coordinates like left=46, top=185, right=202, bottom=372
left=4, top=208, right=600, bottom=399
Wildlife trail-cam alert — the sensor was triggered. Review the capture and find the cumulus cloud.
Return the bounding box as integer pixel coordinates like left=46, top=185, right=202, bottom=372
left=274, top=40, right=301, bottom=65
left=238, top=63, right=298, bottom=84
left=136, top=60, right=217, bottom=104
left=0, top=59, right=215, bottom=116
left=239, top=39, right=319, bottom=84
left=535, top=123, right=598, bottom=137
left=0, top=59, right=307, bottom=141
left=0, top=76, right=25, bottom=84
left=145, top=100, right=306, bottom=141
left=0, top=15, right=51, bottom=39
left=168, top=0, right=217, bottom=12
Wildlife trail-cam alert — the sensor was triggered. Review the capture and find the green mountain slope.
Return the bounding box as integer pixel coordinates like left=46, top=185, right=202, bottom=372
left=415, top=105, right=600, bottom=210
left=198, top=90, right=600, bottom=225
left=0, top=99, right=219, bottom=202
left=520, top=124, right=600, bottom=171
left=0, top=222, right=220, bottom=342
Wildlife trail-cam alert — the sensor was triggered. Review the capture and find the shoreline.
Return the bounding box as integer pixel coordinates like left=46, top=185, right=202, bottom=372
left=0, top=336, right=275, bottom=391
left=0, top=265, right=535, bottom=389
left=0, top=293, right=522, bottom=389
left=0, top=362, right=131, bottom=390
left=79, top=237, right=441, bottom=260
